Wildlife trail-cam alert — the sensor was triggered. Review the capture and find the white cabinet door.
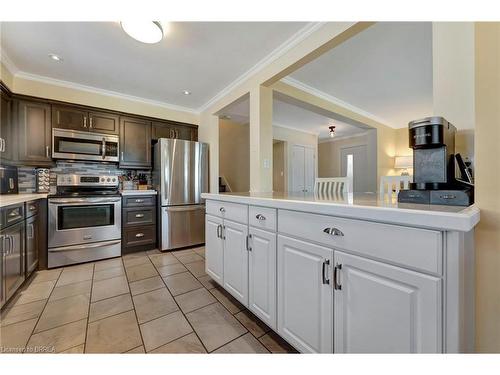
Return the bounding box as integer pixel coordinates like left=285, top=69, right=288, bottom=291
left=223, top=219, right=249, bottom=306
left=334, top=251, right=442, bottom=353
left=205, top=215, right=224, bottom=285
left=248, top=227, right=276, bottom=330
left=277, top=235, right=333, bottom=353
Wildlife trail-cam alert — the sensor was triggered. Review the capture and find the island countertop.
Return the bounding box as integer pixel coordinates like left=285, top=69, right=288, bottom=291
left=201, top=192, right=480, bottom=232
left=0, top=193, right=49, bottom=208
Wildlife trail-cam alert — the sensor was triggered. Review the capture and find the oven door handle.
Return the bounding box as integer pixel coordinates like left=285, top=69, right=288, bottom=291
left=48, top=240, right=121, bottom=252
left=49, top=198, right=121, bottom=204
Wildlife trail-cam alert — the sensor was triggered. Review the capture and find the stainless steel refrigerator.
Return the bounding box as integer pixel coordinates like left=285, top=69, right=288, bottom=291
left=153, top=138, right=209, bottom=251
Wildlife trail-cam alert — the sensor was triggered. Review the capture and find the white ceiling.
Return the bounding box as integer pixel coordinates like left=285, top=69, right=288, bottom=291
left=0, top=21, right=307, bottom=110
left=289, top=22, right=433, bottom=129
left=220, top=95, right=370, bottom=140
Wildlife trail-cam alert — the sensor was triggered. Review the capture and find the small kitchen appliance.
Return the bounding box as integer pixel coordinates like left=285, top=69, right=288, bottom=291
left=0, top=165, right=18, bottom=194
left=398, top=116, right=473, bottom=206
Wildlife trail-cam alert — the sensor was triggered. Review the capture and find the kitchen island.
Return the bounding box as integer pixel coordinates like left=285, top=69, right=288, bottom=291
left=201, top=192, right=479, bottom=354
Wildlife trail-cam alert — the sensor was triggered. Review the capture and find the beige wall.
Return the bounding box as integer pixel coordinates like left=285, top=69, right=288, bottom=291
left=218, top=119, right=250, bottom=193
left=1, top=65, right=199, bottom=125
left=474, top=22, right=500, bottom=353
left=273, top=141, right=286, bottom=192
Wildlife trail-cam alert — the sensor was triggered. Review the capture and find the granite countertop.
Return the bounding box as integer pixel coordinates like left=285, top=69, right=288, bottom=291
left=120, top=190, right=157, bottom=196
left=0, top=193, right=49, bottom=208
left=201, top=192, right=480, bottom=232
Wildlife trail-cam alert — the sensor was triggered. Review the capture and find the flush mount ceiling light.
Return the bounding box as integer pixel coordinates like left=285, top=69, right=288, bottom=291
left=220, top=115, right=231, bottom=120
left=48, top=53, right=63, bottom=62
left=182, top=90, right=191, bottom=95
left=121, top=21, right=164, bottom=44
left=329, top=125, right=336, bottom=138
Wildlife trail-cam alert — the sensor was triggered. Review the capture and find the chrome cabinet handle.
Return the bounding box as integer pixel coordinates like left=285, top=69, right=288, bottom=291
left=135, top=213, right=145, bottom=218
left=222, top=225, right=226, bottom=240
left=83, top=116, right=87, bottom=128
left=219, top=207, right=225, bottom=213
left=333, top=263, right=342, bottom=290
left=89, top=117, right=93, bottom=128
left=46, top=145, right=50, bottom=158
left=175, top=129, right=179, bottom=138
left=246, top=234, right=252, bottom=251
left=121, top=151, right=124, bottom=161
left=0, top=138, right=4, bottom=152
left=135, top=199, right=144, bottom=203
left=101, top=138, right=106, bottom=159
left=255, top=214, right=266, bottom=221
left=216, top=224, right=222, bottom=239
left=323, top=227, right=344, bottom=236
left=135, top=233, right=145, bottom=238
left=29, top=205, right=36, bottom=211
left=322, top=259, right=330, bottom=285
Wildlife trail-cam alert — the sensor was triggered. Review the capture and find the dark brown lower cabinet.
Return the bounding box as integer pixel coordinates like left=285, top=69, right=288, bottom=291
left=25, top=200, right=40, bottom=276
left=122, top=194, right=157, bottom=254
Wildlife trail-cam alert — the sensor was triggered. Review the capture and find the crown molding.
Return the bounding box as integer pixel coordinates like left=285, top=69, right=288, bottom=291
left=281, top=77, right=398, bottom=129
left=318, top=130, right=372, bottom=143
left=13, top=71, right=198, bottom=115
left=0, top=47, right=20, bottom=75
left=273, top=122, right=319, bottom=137
left=197, top=22, right=326, bottom=114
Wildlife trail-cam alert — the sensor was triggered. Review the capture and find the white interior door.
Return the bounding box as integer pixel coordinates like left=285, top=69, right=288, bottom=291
left=341, top=144, right=370, bottom=192
left=334, top=251, right=442, bottom=353
left=304, top=147, right=315, bottom=193
left=291, top=145, right=315, bottom=193
left=248, top=227, right=277, bottom=329
left=223, top=219, right=249, bottom=306
left=205, top=215, right=224, bottom=285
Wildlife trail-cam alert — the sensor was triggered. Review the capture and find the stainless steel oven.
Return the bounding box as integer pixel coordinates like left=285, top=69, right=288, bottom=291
left=52, top=128, right=119, bottom=162
left=47, top=174, right=122, bottom=268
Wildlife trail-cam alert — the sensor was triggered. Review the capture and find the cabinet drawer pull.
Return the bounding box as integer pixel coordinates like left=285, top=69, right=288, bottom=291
left=135, top=199, right=144, bottom=203
left=46, top=146, right=50, bottom=158
left=333, top=263, right=342, bottom=290
left=246, top=234, right=252, bottom=251
left=255, top=214, right=266, bottom=221
left=121, top=151, right=124, bottom=161
left=135, top=233, right=145, bottom=238
left=89, top=117, right=93, bottom=128
left=29, top=205, right=36, bottom=211
left=83, top=116, right=87, bottom=128
left=219, top=207, right=225, bottom=213
left=322, top=259, right=330, bottom=285
left=323, top=227, right=344, bottom=236
left=135, top=213, right=145, bottom=218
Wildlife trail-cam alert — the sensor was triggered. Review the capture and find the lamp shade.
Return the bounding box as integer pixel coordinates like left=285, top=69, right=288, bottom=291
left=394, top=155, right=413, bottom=169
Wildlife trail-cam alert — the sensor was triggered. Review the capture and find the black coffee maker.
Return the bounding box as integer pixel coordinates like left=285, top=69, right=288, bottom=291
left=398, top=116, right=473, bottom=206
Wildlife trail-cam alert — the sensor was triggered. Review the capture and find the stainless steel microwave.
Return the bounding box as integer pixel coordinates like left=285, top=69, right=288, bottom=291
left=52, top=128, right=119, bottom=162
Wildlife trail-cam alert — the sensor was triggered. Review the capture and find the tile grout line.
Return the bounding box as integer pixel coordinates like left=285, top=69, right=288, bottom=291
left=147, top=251, right=210, bottom=354
left=82, top=263, right=95, bottom=353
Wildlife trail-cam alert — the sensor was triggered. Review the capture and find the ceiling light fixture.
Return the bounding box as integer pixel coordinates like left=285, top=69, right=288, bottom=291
left=48, top=53, right=63, bottom=62
left=183, top=90, right=191, bottom=95
left=121, top=21, right=164, bottom=44
left=329, top=125, right=336, bottom=138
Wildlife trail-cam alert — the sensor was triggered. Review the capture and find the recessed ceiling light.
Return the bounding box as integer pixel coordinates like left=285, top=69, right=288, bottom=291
left=183, top=90, right=191, bottom=95
left=48, top=53, right=63, bottom=62
left=121, top=21, right=164, bottom=44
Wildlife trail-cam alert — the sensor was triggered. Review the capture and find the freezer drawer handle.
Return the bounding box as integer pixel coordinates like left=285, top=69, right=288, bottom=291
left=135, top=233, right=145, bottom=238
left=255, top=214, right=266, bottom=221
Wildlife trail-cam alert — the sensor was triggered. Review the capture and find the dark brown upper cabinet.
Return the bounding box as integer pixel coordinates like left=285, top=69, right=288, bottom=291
left=120, top=116, right=152, bottom=169
left=1, top=89, right=14, bottom=163
left=16, top=100, right=53, bottom=167
left=52, top=105, right=119, bottom=135
left=152, top=120, right=198, bottom=141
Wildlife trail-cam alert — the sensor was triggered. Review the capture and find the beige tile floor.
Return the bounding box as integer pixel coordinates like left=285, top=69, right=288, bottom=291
left=0, top=246, right=297, bottom=354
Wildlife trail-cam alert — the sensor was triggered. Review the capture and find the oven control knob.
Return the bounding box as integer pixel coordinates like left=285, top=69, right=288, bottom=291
left=101, top=178, right=105, bottom=182
left=107, top=178, right=111, bottom=182
left=112, top=177, right=116, bottom=182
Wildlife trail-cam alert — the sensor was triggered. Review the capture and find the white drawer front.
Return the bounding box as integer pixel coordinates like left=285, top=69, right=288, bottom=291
left=249, top=206, right=277, bottom=232
left=206, top=200, right=248, bottom=224
left=278, top=209, right=442, bottom=275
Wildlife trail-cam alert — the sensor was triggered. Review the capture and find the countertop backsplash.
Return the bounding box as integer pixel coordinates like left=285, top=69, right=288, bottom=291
left=17, top=161, right=151, bottom=193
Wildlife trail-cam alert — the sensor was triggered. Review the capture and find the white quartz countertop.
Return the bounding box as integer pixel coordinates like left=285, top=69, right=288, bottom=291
left=120, top=190, right=157, bottom=196
left=0, top=193, right=49, bottom=208
left=201, top=192, right=480, bottom=232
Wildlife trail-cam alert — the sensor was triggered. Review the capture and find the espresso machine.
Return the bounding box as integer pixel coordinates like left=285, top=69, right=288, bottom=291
left=398, top=116, right=473, bottom=206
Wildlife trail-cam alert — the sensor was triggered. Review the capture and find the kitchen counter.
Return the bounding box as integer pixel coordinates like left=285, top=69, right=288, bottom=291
left=120, top=190, right=157, bottom=196
left=201, top=192, right=480, bottom=232
left=0, top=193, right=49, bottom=208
